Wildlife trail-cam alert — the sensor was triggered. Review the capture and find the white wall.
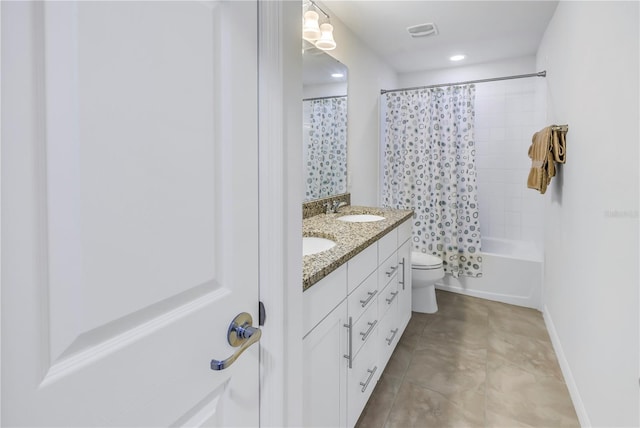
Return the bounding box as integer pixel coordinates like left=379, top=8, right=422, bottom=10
left=399, top=56, right=539, bottom=88
left=398, top=57, right=547, bottom=247
left=536, top=2, right=639, bottom=426
left=302, top=82, right=347, bottom=99
left=320, top=2, right=398, bottom=206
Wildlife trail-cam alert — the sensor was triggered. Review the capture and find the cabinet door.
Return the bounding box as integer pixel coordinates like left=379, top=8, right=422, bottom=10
left=303, top=300, right=348, bottom=428
left=397, top=240, right=413, bottom=328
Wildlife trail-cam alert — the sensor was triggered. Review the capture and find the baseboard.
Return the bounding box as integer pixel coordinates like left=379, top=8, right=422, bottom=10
left=542, top=305, right=590, bottom=427
left=435, top=283, right=539, bottom=310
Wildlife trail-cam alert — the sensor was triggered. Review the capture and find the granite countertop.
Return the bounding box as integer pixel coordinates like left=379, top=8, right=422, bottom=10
left=303, top=205, right=413, bottom=291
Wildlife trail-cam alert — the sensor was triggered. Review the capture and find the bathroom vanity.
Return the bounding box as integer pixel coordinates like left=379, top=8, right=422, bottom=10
left=302, top=203, right=413, bottom=428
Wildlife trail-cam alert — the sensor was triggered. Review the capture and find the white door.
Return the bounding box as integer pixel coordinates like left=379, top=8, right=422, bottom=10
left=1, top=1, right=260, bottom=426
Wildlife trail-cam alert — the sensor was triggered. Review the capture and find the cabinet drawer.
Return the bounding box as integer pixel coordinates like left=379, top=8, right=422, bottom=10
left=378, top=228, right=397, bottom=264
left=303, top=264, right=347, bottom=338
left=352, top=300, right=378, bottom=359
left=348, top=271, right=378, bottom=324
left=378, top=251, right=398, bottom=291
left=378, top=279, right=398, bottom=321
left=397, top=218, right=412, bottom=247
left=378, top=300, right=399, bottom=371
left=347, top=330, right=379, bottom=428
left=347, top=243, right=377, bottom=295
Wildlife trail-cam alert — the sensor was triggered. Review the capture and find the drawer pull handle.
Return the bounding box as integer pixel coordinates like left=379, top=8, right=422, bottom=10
left=386, top=291, right=399, bottom=304
left=385, top=265, right=398, bottom=277
left=360, top=366, right=378, bottom=392
left=359, top=290, right=378, bottom=307
left=359, top=320, right=377, bottom=341
left=399, top=258, right=406, bottom=290
left=343, top=317, right=353, bottom=369
left=386, top=328, right=399, bottom=345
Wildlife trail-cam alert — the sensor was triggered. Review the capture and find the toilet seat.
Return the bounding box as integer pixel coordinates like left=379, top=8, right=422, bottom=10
left=411, top=252, right=443, bottom=270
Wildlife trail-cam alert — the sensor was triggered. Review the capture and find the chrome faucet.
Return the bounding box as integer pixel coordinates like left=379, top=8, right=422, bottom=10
left=334, top=201, right=347, bottom=212
left=325, top=200, right=348, bottom=214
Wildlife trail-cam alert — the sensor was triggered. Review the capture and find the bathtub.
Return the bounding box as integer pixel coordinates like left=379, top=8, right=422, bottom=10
left=437, top=237, right=543, bottom=310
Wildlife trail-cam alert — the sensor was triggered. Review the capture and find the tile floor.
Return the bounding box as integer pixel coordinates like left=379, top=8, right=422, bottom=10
left=356, top=290, right=580, bottom=428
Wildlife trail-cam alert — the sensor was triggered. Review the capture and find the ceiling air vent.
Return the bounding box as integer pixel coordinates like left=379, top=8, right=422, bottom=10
left=407, top=23, right=438, bottom=38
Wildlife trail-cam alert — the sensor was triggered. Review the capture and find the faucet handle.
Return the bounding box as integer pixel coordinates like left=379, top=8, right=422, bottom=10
left=333, top=201, right=347, bottom=212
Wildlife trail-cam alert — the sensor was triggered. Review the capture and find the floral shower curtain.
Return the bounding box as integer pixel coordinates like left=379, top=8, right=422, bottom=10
left=381, top=85, right=482, bottom=278
left=303, top=96, right=347, bottom=200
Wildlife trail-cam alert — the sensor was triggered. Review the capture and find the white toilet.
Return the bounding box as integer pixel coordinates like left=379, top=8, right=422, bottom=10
left=411, top=251, right=445, bottom=313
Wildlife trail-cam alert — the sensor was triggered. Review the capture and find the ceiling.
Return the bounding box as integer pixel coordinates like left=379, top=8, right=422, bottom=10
left=320, top=1, right=559, bottom=73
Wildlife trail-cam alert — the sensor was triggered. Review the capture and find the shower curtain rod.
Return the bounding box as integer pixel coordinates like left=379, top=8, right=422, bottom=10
left=303, top=95, right=347, bottom=101
left=380, top=71, right=546, bottom=95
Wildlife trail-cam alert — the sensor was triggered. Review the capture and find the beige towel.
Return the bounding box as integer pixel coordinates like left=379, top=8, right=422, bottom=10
left=551, top=130, right=566, bottom=164
left=527, top=126, right=567, bottom=194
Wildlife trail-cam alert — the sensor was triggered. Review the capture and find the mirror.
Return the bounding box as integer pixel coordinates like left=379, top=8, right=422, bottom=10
left=302, top=44, right=348, bottom=202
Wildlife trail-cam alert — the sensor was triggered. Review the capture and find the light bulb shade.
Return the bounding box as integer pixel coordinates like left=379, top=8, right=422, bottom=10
left=302, top=10, right=321, bottom=41
left=315, top=23, right=336, bottom=50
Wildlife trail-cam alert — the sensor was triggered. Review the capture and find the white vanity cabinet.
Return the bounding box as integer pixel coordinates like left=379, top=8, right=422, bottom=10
left=346, top=246, right=380, bottom=428
left=303, top=219, right=412, bottom=428
left=377, top=220, right=413, bottom=371
left=397, top=237, right=413, bottom=328
left=303, top=265, right=348, bottom=428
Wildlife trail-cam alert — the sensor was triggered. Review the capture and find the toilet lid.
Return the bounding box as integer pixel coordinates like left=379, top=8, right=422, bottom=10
left=411, top=252, right=443, bottom=268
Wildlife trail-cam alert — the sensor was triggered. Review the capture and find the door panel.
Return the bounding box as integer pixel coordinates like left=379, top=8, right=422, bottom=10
left=2, top=1, right=259, bottom=426
left=46, top=0, right=220, bottom=359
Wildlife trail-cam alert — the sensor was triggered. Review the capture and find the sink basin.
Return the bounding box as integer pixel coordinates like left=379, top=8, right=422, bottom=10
left=303, top=236, right=337, bottom=256
left=337, top=214, right=385, bottom=223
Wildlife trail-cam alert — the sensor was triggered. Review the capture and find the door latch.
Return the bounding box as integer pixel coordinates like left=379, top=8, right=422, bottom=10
left=259, top=301, right=266, bottom=326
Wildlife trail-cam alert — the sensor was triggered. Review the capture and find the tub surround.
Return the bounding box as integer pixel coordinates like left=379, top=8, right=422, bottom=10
left=303, top=205, right=413, bottom=290
left=438, top=237, right=543, bottom=310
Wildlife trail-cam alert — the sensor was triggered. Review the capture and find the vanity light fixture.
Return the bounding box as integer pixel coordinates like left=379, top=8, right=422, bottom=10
left=331, top=72, right=344, bottom=78
left=450, top=54, right=466, bottom=62
left=303, top=10, right=321, bottom=41
left=303, top=0, right=337, bottom=51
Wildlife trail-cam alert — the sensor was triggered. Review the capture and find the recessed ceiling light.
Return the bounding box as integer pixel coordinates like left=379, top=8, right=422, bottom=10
left=450, top=54, right=465, bottom=62
left=331, top=73, right=344, bottom=78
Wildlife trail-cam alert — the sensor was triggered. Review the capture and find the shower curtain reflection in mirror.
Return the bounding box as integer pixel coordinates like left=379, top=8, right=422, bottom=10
left=303, top=96, right=347, bottom=201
